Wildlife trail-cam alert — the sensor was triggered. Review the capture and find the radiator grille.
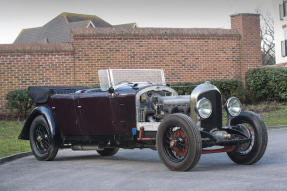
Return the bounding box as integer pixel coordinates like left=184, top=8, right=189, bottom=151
left=198, top=90, right=222, bottom=131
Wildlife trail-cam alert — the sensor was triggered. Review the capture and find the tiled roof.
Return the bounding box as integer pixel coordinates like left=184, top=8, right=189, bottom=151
left=72, top=27, right=241, bottom=38
left=113, top=23, right=137, bottom=28
left=59, top=12, right=112, bottom=27
left=14, top=12, right=113, bottom=44
left=15, top=19, right=91, bottom=43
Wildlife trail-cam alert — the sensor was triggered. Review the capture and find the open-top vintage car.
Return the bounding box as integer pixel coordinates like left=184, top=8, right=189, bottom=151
left=19, top=69, right=268, bottom=171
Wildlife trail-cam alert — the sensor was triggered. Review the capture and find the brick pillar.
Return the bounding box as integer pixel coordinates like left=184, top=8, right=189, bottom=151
left=231, top=13, right=262, bottom=81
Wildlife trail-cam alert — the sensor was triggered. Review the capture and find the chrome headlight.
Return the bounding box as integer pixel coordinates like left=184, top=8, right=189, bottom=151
left=195, top=98, right=212, bottom=119
left=225, top=97, right=242, bottom=117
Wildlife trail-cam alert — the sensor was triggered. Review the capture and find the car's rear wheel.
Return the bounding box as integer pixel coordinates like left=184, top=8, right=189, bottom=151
left=97, top=147, right=119, bottom=156
left=156, top=113, right=202, bottom=171
left=29, top=115, right=58, bottom=161
left=227, top=111, right=268, bottom=165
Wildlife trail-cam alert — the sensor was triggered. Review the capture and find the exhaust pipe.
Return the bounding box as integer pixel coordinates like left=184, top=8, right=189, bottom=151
left=71, top=145, right=104, bottom=151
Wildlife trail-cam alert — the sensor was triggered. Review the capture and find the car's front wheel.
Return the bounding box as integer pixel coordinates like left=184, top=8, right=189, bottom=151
left=156, top=113, right=202, bottom=171
left=227, top=111, right=268, bottom=165
left=29, top=115, right=58, bottom=161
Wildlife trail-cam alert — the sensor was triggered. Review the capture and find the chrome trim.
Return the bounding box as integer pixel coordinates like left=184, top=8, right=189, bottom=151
left=190, top=81, right=221, bottom=123
left=158, top=95, right=190, bottom=105
left=195, top=97, right=212, bottom=119
left=225, top=96, right=242, bottom=117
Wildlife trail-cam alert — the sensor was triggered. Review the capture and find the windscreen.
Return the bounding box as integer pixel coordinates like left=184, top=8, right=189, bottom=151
left=98, top=69, right=111, bottom=90
left=98, top=69, right=165, bottom=90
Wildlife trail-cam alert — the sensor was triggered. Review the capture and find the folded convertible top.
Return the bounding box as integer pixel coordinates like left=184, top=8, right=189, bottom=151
left=28, top=86, right=88, bottom=104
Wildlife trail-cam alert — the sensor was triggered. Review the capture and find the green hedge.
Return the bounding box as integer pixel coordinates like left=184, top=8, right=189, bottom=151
left=171, top=79, right=248, bottom=103
left=6, top=89, right=33, bottom=119
left=246, top=67, right=287, bottom=102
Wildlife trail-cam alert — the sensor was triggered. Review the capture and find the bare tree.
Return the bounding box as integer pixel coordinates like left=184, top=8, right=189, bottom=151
left=256, top=9, right=275, bottom=65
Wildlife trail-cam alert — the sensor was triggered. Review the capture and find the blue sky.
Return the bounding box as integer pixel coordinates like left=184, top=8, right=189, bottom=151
left=0, top=0, right=272, bottom=44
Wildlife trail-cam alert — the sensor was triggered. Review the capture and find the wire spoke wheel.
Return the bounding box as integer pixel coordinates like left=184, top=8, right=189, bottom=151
left=29, top=115, right=58, bottom=161
left=33, top=124, right=51, bottom=154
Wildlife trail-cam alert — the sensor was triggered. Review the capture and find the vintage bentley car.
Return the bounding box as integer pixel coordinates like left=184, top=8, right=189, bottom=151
left=19, top=69, right=268, bottom=171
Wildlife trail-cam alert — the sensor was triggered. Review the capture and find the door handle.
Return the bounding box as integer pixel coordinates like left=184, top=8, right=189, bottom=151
left=77, top=105, right=82, bottom=109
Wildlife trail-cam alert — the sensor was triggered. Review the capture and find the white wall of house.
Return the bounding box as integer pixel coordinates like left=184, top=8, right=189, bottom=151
left=274, top=0, right=287, bottom=64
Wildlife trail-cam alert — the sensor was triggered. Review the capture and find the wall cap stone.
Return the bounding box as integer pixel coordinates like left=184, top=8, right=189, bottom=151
left=230, top=13, right=260, bottom=17
left=71, top=27, right=241, bottom=39
left=0, top=43, right=74, bottom=53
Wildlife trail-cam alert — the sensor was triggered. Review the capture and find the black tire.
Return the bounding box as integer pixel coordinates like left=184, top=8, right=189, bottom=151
left=29, top=115, right=58, bottom=161
left=156, top=113, right=202, bottom=171
left=97, top=147, right=119, bottom=156
left=227, top=111, right=268, bottom=165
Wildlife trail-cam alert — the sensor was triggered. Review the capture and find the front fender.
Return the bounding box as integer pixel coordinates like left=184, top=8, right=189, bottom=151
left=230, top=111, right=264, bottom=126
left=19, top=106, right=57, bottom=141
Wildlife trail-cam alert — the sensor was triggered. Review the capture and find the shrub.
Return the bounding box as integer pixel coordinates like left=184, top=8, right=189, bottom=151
left=211, top=80, right=248, bottom=103
left=246, top=67, right=287, bottom=102
left=171, top=79, right=248, bottom=103
left=6, top=89, right=33, bottom=119
left=171, top=82, right=198, bottom=95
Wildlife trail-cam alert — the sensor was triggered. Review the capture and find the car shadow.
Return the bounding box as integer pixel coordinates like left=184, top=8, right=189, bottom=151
left=52, top=151, right=256, bottom=172
left=51, top=148, right=279, bottom=172
left=54, top=154, right=104, bottom=161
left=54, top=152, right=161, bottom=164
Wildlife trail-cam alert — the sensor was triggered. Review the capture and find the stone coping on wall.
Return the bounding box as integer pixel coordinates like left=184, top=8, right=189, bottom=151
left=71, top=27, right=241, bottom=39
left=230, top=13, right=260, bottom=17
left=0, top=43, right=74, bottom=54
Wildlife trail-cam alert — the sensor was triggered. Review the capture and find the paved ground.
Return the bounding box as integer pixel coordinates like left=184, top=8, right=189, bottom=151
left=1, top=129, right=287, bottom=191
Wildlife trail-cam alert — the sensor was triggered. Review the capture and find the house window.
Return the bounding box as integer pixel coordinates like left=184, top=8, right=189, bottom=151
left=280, top=0, right=287, bottom=20
left=282, top=40, right=287, bottom=57
left=282, top=28, right=287, bottom=57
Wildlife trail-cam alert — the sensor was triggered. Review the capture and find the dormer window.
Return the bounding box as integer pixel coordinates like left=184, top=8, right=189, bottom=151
left=87, top=21, right=95, bottom=29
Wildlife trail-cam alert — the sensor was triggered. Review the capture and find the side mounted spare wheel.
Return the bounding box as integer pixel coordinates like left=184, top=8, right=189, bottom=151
left=156, top=113, right=202, bottom=171
left=29, top=115, right=59, bottom=161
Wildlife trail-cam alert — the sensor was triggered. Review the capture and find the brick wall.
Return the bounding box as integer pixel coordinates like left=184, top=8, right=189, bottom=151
left=71, top=29, right=242, bottom=86
left=0, top=14, right=262, bottom=114
left=0, top=43, right=74, bottom=113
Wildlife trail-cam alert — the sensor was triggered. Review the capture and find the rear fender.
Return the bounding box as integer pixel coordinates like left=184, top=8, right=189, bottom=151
left=19, top=106, right=60, bottom=144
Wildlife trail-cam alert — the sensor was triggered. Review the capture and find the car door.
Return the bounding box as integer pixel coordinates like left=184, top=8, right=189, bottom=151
left=51, top=94, right=81, bottom=136
left=76, top=91, right=114, bottom=135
